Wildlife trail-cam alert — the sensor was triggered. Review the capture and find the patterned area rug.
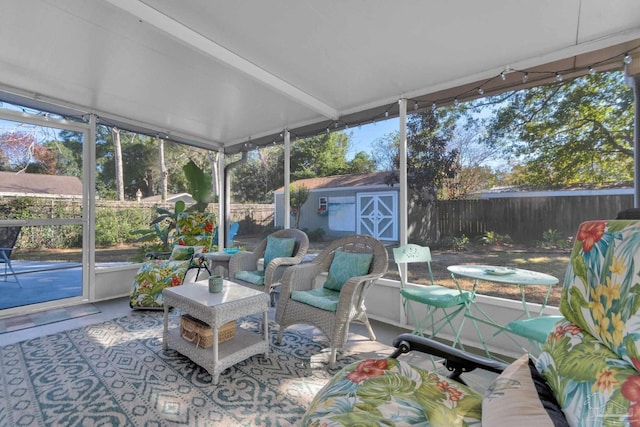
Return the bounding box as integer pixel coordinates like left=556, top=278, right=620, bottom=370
left=0, top=303, right=101, bottom=334
left=0, top=311, right=361, bottom=426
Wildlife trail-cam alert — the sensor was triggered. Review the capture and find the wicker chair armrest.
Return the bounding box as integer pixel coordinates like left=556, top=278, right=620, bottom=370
left=275, top=262, right=323, bottom=322
left=282, top=263, right=323, bottom=292
left=335, top=272, right=385, bottom=312
left=228, top=251, right=259, bottom=278
left=264, top=255, right=306, bottom=285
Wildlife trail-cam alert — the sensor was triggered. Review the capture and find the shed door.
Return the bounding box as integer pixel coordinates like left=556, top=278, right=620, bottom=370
left=357, top=191, right=397, bottom=241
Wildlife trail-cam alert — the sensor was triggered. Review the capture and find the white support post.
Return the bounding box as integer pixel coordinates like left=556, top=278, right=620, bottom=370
left=398, top=98, right=409, bottom=327
left=284, top=130, right=291, bottom=229
left=86, top=114, right=97, bottom=301
left=218, top=151, right=226, bottom=248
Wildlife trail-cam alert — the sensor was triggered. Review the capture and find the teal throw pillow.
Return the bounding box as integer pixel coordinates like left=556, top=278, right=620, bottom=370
left=263, top=236, right=296, bottom=268
left=323, top=249, right=374, bottom=292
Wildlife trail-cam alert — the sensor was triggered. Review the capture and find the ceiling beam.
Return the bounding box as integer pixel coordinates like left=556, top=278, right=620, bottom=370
left=102, top=0, right=339, bottom=120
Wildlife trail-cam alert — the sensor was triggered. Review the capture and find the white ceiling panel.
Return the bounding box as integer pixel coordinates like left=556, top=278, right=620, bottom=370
left=0, top=0, right=639, bottom=151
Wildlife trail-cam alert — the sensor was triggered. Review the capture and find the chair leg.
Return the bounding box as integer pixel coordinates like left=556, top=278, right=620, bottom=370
left=329, top=347, right=337, bottom=369
left=4, top=259, right=22, bottom=288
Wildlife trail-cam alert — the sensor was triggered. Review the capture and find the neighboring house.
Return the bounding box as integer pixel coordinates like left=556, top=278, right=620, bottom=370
left=274, top=172, right=399, bottom=241
left=0, top=171, right=82, bottom=198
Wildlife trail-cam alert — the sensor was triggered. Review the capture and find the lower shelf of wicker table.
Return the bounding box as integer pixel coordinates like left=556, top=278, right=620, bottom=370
left=180, top=314, right=236, bottom=348
left=164, top=325, right=269, bottom=381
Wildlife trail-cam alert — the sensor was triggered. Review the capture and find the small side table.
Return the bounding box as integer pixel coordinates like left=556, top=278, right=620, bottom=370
left=201, top=252, right=233, bottom=277
left=163, top=280, right=269, bottom=383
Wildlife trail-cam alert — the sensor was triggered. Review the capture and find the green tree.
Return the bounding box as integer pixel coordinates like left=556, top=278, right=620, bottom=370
left=231, top=131, right=369, bottom=203
left=289, top=184, right=309, bottom=229
left=380, top=109, right=460, bottom=203
left=479, top=71, right=634, bottom=187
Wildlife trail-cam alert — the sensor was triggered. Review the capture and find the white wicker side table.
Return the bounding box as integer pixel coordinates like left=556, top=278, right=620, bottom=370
left=163, top=279, right=269, bottom=383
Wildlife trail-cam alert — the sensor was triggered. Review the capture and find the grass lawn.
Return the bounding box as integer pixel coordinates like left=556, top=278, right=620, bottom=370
left=15, top=238, right=570, bottom=307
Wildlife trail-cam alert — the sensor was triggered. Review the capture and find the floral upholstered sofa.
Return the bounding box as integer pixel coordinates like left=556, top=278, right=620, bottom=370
left=302, top=219, right=640, bottom=426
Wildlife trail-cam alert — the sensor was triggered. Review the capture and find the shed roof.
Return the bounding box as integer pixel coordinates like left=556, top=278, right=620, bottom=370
left=275, top=172, right=392, bottom=193
left=0, top=171, right=82, bottom=198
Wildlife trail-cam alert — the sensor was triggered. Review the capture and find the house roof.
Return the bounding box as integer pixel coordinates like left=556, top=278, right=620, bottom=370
left=0, top=2, right=638, bottom=153
left=0, top=171, right=82, bottom=198
left=275, top=172, right=392, bottom=193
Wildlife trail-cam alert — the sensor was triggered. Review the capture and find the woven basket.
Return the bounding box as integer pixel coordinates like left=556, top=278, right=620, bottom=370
left=180, top=314, right=236, bottom=348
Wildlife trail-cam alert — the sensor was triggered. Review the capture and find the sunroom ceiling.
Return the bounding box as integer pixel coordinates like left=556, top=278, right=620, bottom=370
left=1, top=1, right=640, bottom=152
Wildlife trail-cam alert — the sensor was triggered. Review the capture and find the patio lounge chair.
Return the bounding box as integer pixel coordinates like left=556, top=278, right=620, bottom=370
left=302, top=219, right=640, bottom=426
left=0, top=226, right=22, bottom=287
left=129, top=212, right=214, bottom=309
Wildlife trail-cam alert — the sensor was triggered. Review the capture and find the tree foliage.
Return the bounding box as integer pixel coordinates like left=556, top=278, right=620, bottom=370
left=378, top=109, right=460, bottom=203
left=231, top=131, right=376, bottom=203
left=479, top=71, right=634, bottom=187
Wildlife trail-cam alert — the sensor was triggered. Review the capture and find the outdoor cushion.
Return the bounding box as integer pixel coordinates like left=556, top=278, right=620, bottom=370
left=291, top=287, right=340, bottom=312
left=301, top=357, right=482, bottom=426
left=263, top=235, right=296, bottom=267
left=482, top=354, right=568, bottom=427
left=235, top=270, right=265, bottom=286
left=401, top=284, right=474, bottom=309
left=176, top=212, right=214, bottom=236
left=323, top=249, right=373, bottom=292
left=507, top=316, right=564, bottom=344
left=169, top=245, right=205, bottom=261
left=129, top=259, right=189, bottom=309
left=175, top=234, right=212, bottom=250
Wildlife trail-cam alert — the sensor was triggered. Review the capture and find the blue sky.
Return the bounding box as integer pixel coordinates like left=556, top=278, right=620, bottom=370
left=346, top=118, right=399, bottom=159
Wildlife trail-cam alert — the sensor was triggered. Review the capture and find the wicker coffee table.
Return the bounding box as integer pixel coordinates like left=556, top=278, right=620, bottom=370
left=163, top=279, right=270, bottom=383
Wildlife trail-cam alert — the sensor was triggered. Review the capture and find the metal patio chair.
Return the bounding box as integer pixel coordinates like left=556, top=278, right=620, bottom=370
left=393, top=244, right=474, bottom=346
left=0, top=226, right=22, bottom=287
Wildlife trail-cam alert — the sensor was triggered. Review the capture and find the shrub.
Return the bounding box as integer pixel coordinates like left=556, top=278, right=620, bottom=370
left=539, top=229, right=568, bottom=249
left=439, top=234, right=469, bottom=251
left=476, top=231, right=512, bottom=246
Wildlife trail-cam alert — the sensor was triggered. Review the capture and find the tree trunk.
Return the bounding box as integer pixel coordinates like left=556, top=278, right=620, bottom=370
left=112, top=128, right=124, bottom=201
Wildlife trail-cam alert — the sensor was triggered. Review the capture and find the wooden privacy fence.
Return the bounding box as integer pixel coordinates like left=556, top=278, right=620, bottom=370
left=437, top=194, right=634, bottom=243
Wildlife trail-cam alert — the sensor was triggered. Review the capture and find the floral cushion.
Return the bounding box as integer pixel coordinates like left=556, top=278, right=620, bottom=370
left=558, top=220, right=640, bottom=366
left=535, top=219, right=640, bottom=426
left=129, top=259, right=189, bottom=309
left=323, top=249, right=374, bottom=292
left=175, top=234, right=212, bottom=251
left=301, top=358, right=482, bottom=426
left=168, top=245, right=205, bottom=261
left=176, top=212, right=214, bottom=236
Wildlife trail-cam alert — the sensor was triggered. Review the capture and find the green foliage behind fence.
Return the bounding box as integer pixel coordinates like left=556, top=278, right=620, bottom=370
left=0, top=197, right=274, bottom=250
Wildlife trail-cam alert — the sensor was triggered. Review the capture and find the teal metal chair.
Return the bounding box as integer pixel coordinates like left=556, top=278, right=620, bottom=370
left=212, top=222, right=239, bottom=247
left=393, top=244, right=474, bottom=347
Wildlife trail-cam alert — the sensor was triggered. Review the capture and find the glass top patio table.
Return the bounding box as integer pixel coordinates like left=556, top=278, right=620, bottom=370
left=447, top=264, right=559, bottom=358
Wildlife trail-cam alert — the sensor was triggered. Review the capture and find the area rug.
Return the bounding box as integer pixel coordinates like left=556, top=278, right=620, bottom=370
left=0, top=303, right=101, bottom=334
left=0, top=311, right=361, bottom=426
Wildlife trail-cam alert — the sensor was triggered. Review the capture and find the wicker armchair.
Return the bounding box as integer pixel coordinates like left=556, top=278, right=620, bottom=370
left=275, top=235, right=388, bottom=368
left=229, top=228, right=309, bottom=306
